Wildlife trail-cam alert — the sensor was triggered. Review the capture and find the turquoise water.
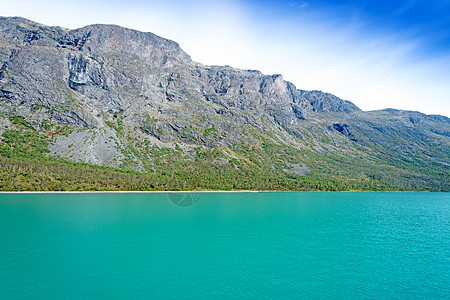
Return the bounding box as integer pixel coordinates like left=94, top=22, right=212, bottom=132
left=0, top=192, right=449, bottom=299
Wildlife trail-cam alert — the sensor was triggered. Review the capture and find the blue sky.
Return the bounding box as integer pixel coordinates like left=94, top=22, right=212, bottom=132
left=2, top=0, right=450, bottom=116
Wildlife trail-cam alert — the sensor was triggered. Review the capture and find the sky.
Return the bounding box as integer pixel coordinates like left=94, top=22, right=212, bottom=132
left=2, top=0, right=450, bottom=116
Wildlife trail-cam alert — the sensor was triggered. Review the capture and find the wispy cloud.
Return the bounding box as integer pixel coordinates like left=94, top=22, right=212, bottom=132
left=289, top=1, right=309, bottom=11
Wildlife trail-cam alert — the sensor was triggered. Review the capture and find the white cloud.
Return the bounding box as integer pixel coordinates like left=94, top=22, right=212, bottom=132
left=289, top=2, right=309, bottom=11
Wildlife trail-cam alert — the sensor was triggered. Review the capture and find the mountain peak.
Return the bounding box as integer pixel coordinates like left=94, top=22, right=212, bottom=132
left=0, top=17, right=191, bottom=65
left=1, top=17, right=448, bottom=191
left=69, top=23, right=191, bottom=63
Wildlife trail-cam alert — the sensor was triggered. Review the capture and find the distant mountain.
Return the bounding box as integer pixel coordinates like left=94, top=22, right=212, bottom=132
left=0, top=17, right=448, bottom=191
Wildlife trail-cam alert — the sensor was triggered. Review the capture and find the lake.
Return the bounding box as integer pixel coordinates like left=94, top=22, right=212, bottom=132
left=0, top=192, right=449, bottom=299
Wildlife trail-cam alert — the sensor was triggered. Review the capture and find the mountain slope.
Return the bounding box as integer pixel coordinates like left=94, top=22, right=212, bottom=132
left=0, top=17, right=449, bottom=191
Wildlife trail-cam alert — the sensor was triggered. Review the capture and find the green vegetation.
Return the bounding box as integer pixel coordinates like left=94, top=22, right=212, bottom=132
left=8, top=115, right=33, bottom=129
left=105, top=118, right=124, bottom=135
left=0, top=115, right=448, bottom=191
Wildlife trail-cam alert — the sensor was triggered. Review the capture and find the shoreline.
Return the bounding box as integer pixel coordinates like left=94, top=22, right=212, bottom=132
left=0, top=190, right=441, bottom=194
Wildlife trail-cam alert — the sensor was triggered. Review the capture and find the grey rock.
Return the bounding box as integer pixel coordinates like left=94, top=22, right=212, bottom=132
left=300, top=90, right=360, bottom=113
left=331, top=123, right=357, bottom=141
left=0, top=16, right=448, bottom=176
left=283, top=162, right=312, bottom=176
left=213, top=157, right=229, bottom=165
left=49, top=127, right=125, bottom=167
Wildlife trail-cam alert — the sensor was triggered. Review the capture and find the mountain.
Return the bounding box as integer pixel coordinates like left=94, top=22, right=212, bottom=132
left=0, top=17, right=449, bottom=191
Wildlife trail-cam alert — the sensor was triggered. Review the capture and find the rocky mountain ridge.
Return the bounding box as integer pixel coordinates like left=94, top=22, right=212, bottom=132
left=0, top=17, right=448, bottom=191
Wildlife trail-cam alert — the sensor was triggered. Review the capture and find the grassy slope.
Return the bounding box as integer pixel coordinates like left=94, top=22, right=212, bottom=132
left=0, top=116, right=448, bottom=191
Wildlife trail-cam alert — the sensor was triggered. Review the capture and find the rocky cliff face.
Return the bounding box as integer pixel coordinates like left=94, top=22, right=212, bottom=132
left=0, top=17, right=355, bottom=136
left=0, top=17, right=449, bottom=190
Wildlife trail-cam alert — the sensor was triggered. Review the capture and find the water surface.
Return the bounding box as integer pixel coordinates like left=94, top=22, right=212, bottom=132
left=0, top=192, right=449, bottom=299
